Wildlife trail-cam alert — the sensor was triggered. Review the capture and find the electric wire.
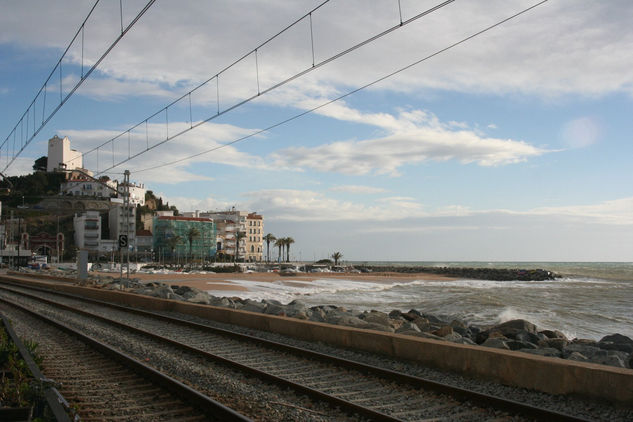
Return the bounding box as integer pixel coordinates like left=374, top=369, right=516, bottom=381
left=1, top=0, right=157, bottom=173
left=88, top=0, right=458, bottom=175
left=130, top=0, right=549, bottom=175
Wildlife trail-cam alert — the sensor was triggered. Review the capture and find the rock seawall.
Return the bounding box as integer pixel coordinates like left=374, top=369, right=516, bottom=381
left=362, top=266, right=557, bottom=281
left=97, top=278, right=631, bottom=370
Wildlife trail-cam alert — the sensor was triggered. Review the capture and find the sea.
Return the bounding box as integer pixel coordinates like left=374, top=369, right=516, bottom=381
left=212, top=262, right=633, bottom=341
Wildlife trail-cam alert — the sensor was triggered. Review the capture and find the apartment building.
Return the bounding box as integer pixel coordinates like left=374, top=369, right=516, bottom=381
left=152, top=214, right=216, bottom=261
left=244, top=212, right=264, bottom=262
left=73, top=211, right=101, bottom=251
left=117, top=180, right=146, bottom=206
left=202, top=209, right=263, bottom=262
left=109, top=205, right=136, bottom=250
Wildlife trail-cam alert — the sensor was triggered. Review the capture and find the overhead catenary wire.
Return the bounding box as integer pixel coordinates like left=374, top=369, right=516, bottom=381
left=129, top=0, right=549, bottom=175
left=0, top=0, right=157, bottom=173
left=89, top=0, right=458, bottom=175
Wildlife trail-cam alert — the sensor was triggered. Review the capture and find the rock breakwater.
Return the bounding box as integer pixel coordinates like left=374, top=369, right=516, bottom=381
left=363, top=266, right=558, bottom=281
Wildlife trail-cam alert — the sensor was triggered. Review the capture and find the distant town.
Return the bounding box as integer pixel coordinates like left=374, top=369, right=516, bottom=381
left=0, top=135, right=279, bottom=268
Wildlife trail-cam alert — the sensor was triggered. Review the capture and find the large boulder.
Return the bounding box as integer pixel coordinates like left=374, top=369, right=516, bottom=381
left=412, top=317, right=431, bottom=332
left=539, top=337, right=568, bottom=351
left=284, top=300, right=308, bottom=318
left=598, top=333, right=633, bottom=354
left=360, top=310, right=391, bottom=328
left=264, top=303, right=287, bottom=316
left=432, top=326, right=454, bottom=337
left=396, top=321, right=421, bottom=334
left=186, top=292, right=211, bottom=305
left=449, top=319, right=469, bottom=337
left=519, top=347, right=561, bottom=358
left=240, top=300, right=267, bottom=313
left=209, top=296, right=238, bottom=308
left=587, top=350, right=629, bottom=368
left=506, top=340, right=538, bottom=351
left=563, top=343, right=600, bottom=359
left=477, top=319, right=538, bottom=344
left=481, top=338, right=510, bottom=350
left=335, top=316, right=370, bottom=329
left=539, top=329, right=568, bottom=340
left=146, top=285, right=181, bottom=300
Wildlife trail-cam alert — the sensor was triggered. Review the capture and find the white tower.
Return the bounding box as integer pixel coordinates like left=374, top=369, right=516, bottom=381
left=47, top=135, right=83, bottom=172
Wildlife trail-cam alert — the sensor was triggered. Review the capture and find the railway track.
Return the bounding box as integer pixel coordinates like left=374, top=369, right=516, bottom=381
left=0, top=301, right=249, bottom=421
left=0, top=279, right=596, bottom=421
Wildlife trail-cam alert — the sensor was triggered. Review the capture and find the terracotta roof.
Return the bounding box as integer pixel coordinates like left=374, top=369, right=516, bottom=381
left=247, top=213, right=263, bottom=220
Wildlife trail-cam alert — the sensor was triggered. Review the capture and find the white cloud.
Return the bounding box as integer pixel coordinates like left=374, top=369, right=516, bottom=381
left=329, top=185, right=387, bottom=194
left=167, top=188, right=633, bottom=228
left=158, top=194, right=232, bottom=214
left=242, top=189, right=429, bottom=221
left=4, top=1, right=632, bottom=104
left=271, top=107, right=548, bottom=175
left=527, top=197, right=633, bottom=225
left=2, top=156, right=37, bottom=177
left=60, top=121, right=272, bottom=183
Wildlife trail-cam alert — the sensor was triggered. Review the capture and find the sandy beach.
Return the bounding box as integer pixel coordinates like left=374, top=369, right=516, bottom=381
left=96, top=271, right=455, bottom=294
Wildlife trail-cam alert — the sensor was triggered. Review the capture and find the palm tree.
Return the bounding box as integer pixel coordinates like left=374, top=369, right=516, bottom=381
left=331, top=251, right=343, bottom=266
left=284, top=237, right=294, bottom=262
left=274, top=238, right=284, bottom=263
left=166, top=235, right=182, bottom=263
left=235, top=231, right=246, bottom=262
left=186, top=227, right=200, bottom=264
left=263, top=233, right=276, bottom=263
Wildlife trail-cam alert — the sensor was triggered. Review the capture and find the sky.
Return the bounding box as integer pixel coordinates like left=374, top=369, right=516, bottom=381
left=1, top=0, right=632, bottom=262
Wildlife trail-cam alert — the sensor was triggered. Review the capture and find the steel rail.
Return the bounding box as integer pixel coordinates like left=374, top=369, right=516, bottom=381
left=0, top=283, right=401, bottom=421
left=0, top=293, right=252, bottom=422
left=0, top=279, right=591, bottom=422
left=1, top=313, right=71, bottom=422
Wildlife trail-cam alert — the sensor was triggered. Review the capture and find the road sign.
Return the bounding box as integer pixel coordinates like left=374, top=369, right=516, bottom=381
left=118, top=234, right=128, bottom=248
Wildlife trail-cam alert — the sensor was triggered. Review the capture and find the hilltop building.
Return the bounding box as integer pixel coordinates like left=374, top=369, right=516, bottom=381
left=60, top=173, right=117, bottom=198
left=47, top=135, right=83, bottom=172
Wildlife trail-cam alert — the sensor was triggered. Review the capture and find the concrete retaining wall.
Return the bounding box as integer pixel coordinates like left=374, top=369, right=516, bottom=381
left=2, top=274, right=632, bottom=403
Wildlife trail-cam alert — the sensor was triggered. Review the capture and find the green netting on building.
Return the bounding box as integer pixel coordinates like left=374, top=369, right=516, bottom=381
left=152, top=217, right=216, bottom=261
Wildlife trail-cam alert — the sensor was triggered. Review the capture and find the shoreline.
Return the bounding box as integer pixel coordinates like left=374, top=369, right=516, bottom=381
left=12, top=267, right=633, bottom=370
left=92, top=270, right=456, bottom=293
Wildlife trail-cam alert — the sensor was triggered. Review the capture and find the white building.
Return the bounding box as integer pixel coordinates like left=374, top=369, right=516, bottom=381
left=117, top=181, right=146, bottom=206
left=60, top=174, right=117, bottom=198
left=47, top=135, right=83, bottom=172
left=203, top=209, right=263, bottom=262
left=109, top=205, right=136, bottom=249
left=73, top=211, right=101, bottom=251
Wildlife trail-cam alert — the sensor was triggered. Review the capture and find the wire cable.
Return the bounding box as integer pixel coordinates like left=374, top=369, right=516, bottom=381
left=1, top=0, right=157, bottom=173
left=131, top=0, right=549, bottom=175
left=88, top=0, right=457, bottom=175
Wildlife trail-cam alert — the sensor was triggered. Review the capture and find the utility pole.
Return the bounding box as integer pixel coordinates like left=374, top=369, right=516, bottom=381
left=124, top=170, right=130, bottom=279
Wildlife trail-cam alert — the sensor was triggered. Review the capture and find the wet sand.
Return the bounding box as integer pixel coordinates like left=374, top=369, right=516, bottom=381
left=95, top=271, right=454, bottom=294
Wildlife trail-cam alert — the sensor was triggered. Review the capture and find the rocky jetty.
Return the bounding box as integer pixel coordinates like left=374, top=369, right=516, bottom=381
left=362, top=266, right=558, bottom=281
left=98, top=279, right=631, bottom=370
